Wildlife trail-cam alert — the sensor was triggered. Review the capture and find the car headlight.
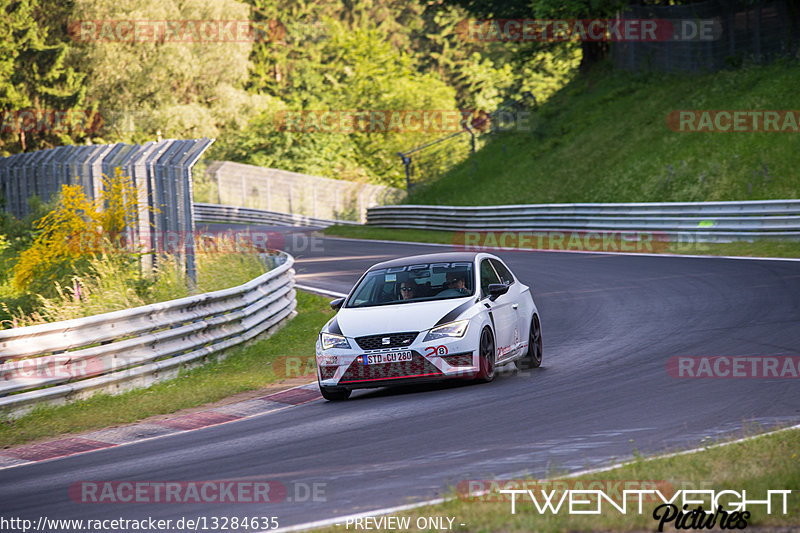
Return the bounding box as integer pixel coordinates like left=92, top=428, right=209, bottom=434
left=423, top=320, right=469, bottom=341
left=321, top=332, right=351, bottom=350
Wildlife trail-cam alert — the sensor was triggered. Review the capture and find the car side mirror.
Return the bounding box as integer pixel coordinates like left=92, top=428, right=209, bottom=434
left=330, top=298, right=345, bottom=310
left=488, top=283, right=509, bottom=300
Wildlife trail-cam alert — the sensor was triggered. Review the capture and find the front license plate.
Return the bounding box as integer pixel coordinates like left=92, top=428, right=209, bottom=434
left=362, top=351, right=412, bottom=365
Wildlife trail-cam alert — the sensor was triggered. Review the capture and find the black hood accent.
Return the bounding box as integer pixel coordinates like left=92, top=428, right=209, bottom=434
left=434, top=299, right=475, bottom=327
left=327, top=317, right=343, bottom=335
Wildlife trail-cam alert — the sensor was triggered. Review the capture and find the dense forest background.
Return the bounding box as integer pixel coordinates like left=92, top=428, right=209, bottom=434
left=0, top=0, right=581, bottom=187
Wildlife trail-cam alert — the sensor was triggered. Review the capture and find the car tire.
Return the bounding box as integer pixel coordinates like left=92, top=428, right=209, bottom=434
left=516, top=314, right=543, bottom=370
left=319, top=386, right=351, bottom=401
left=476, top=327, right=496, bottom=383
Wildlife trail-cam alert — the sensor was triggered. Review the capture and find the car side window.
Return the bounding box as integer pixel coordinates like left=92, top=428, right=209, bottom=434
left=490, top=259, right=515, bottom=285
left=480, top=259, right=501, bottom=298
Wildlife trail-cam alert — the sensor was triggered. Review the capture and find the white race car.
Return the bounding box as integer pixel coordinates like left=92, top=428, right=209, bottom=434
left=315, top=252, right=543, bottom=400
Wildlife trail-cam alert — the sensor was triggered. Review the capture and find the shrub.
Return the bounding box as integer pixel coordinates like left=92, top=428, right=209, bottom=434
left=11, top=168, right=137, bottom=296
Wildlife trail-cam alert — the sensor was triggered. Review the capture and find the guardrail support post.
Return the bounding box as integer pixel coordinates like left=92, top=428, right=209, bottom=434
left=400, top=153, right=412, bottom=191
left=465, top=125, right=476, bottom=154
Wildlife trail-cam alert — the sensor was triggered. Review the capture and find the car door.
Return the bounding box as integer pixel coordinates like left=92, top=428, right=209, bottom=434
left=480, top=258, right=517, bottom=362
left=490, top=258, right=523, bottom=357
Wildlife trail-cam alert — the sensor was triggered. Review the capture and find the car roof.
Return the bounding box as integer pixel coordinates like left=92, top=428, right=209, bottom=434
left=368, top=252, right=487, bottom=271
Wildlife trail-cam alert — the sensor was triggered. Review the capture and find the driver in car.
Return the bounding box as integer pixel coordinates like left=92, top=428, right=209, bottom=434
left=437, top=272, right=469, bottom=297
left=400, top=279, right=418, bottom=300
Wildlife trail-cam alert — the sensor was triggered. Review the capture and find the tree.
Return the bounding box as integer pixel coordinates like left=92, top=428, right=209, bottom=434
left=443, top=0, right=627, bottom=72
left=222, top=9, right=459, bottom=186
left=0, top=0, right=90, bottom=155
left=12, top=168, right=137, bottom=296
left=67, top=0, right=266, bottom=143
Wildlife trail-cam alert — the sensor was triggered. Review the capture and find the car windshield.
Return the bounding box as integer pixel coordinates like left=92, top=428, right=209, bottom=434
left=345, top=261, right=475, bottom=308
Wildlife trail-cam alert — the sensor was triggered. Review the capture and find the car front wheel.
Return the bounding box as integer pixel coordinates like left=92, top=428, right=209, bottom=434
left=516, top=314, right=543, bottom=370
left=476, top=327, right=496, bottom=383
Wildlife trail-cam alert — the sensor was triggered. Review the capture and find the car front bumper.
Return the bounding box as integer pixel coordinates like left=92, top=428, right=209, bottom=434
left=315, top=331, right=481, bottom=390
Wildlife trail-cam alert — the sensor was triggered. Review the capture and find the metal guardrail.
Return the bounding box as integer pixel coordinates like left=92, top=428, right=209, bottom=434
left=194, top=203, right=358, bottom=228
left=366, top=200, right=800, bottom=240
left=0, top=252, right=296, bottom=418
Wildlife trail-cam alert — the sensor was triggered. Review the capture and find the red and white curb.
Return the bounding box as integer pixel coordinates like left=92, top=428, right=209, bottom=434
left=0, top=382, right=321, bottom=470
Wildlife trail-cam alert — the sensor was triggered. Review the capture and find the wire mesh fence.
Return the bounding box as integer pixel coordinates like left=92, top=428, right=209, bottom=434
left=0, top=139, right=213, bottom=282
left=612, top=0, right=798, bottom=73
left=398, top=92, right=537, bottom=191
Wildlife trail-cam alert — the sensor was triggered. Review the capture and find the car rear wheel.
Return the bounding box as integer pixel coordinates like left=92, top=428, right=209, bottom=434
left=320, top=385, right=351, bottom=401
left=516, top=314, right=543, bottom=370
left=476, top=327, right=496, bottom=382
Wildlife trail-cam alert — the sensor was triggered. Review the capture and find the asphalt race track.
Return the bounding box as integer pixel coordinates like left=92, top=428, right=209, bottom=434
left=3, top=227, right=800, bottom=530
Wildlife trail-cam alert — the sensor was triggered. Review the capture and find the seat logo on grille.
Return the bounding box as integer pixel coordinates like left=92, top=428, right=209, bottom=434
left=382, top=337, right=391, bottom=345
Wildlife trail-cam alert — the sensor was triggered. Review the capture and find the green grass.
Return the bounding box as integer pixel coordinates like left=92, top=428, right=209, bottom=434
left=314, top=425, right=800, bottom=532
left=322, top=225, right=800, bottom=258
left=406, top=60, right=800, bottom=205
left=2, top=245, right=276, bottom=327
left=0, top=291, right=332, bottom=448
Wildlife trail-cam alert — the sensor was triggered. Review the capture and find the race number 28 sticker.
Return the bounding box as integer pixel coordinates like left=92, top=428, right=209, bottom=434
left=425, top=345, right=449, bottom=356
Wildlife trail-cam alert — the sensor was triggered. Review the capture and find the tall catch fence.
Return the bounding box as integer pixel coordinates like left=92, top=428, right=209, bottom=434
left=0, top=139, right=214, bottom=282
left=397, top=92, right=537, bottom=191
left=206, top=161, right=406, bottom=223
left=613, top=0, right=799, bottom=72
